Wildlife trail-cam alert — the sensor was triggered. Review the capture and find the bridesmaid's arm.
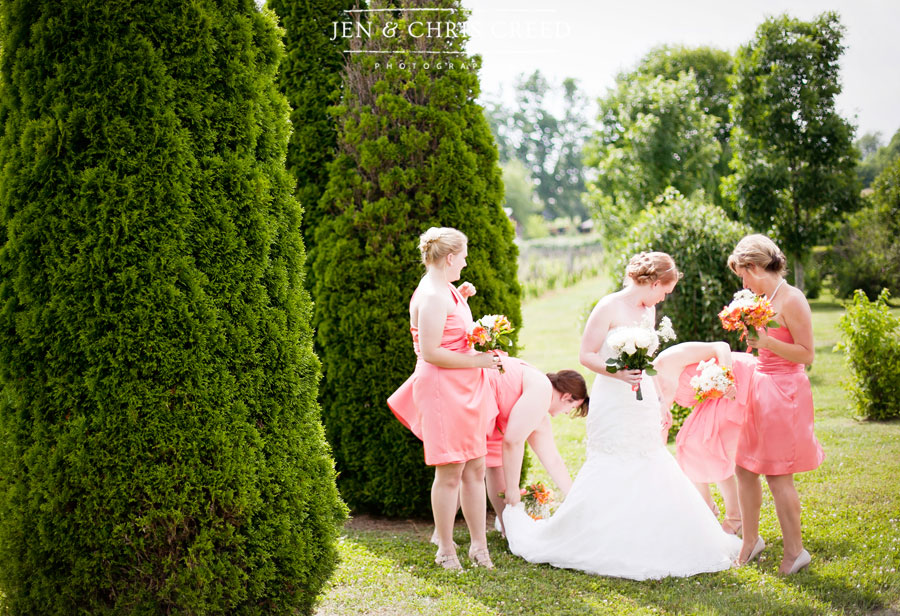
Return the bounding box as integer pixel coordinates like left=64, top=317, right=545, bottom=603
left=526, top=417, right=573, bottom=498
left=750, top=289, right=815, bottom=365
left=418, top=292, right=497, bottom=370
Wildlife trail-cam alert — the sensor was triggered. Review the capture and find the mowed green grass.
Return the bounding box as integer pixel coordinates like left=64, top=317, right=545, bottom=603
left=315, top=277, right=900, bottom=616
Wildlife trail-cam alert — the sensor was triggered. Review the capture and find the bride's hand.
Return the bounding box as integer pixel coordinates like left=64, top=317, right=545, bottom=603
left=612, top=368, right=642, bottom=387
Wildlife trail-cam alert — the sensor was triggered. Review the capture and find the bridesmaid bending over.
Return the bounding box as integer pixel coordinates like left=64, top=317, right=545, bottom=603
left=388, top=227, right=501, bottom=570
left=728, top=234, right=824, bottom=574
left=485, top=360, right=588, bottom=534
left=654, top=342, right=756, bottom=535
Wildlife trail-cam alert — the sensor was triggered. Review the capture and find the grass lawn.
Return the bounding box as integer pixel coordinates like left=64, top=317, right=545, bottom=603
left=315, top=277, right=900, bottom=616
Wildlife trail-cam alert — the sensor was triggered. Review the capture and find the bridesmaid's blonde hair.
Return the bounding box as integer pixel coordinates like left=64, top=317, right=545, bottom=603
left=419, top=227, right=467, bottom=266
left=728, top=234, right=788, bottom=277
left=625, top=252, right=682, bottom=286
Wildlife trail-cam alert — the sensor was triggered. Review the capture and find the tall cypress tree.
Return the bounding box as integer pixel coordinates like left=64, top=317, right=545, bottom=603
left=268, top=0, right=362, bottom=288
left=0, top=1, right=344, bottom=613
left=313, top=0, right=522, bottom=516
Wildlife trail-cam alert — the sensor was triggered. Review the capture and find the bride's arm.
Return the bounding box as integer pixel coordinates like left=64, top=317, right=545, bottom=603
left=580, top=300, right=641, bottom=384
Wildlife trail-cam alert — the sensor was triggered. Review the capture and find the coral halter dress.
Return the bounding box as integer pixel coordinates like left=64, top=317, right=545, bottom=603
left=734, top=293, right=825, bottom=475
left=388, top=283, right=497, bottom=466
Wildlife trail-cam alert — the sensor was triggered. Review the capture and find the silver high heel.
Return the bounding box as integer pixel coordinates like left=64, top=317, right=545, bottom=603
left=737, top=536, right=765, bottom=565
left=782, top=549, right=811, bottom=575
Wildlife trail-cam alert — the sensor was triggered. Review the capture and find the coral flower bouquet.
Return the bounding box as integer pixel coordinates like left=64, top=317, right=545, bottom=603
left=690, top=358, right=736, bottom=403
left=605, top=316, right=676, bottom=400
left=467, top=314, right=515, bottom=372
left=718, top=289, right=779, bottom=349
left=521, top=482, right=555, bottom=520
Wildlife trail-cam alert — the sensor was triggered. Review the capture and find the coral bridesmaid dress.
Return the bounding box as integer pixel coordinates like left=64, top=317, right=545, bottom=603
left=484, top=355, right=528, bottom=468
left=735, top=327, right=825, bottom=475
left=674, top=352, right=756, bottom=483
left=388, top=284, right=497, bottom=466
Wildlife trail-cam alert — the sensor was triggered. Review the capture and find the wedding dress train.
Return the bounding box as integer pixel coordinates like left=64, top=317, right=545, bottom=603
left=504, top=335, right=741, bottom=580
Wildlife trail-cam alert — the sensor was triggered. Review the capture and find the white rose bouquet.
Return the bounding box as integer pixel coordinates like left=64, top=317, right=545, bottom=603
left=689, top=358, right=736, bottom=403
left=605, top=316, right=677, bottom=400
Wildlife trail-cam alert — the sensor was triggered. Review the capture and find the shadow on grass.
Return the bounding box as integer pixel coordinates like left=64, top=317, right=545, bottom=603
left=344, top=528, right=887, bottom=615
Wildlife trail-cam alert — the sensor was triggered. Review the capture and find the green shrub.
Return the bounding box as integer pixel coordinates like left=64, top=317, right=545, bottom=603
left=668, top=402, right=692, bottom=443
left=835, top=290, right=900, bottom=420
left=0, top=2, right=344, bottom=613
left=614, top=189, right=753, bottom=348
left=313, top=1, right=522, bottom=517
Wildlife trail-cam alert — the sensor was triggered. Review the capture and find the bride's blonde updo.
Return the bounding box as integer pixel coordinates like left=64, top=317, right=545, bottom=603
left=727, top=234, right=788, bottom=277
left=625, top=252, right=682, bottom=286
left=419, top=227, right=467, bottom=266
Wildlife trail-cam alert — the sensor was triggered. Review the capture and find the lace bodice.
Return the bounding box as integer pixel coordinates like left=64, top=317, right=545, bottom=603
left=586, top=325, right=665, bottom=457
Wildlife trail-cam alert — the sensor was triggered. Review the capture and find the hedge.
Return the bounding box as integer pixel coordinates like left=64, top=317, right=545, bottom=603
left=0, top=2, right=344, bottom=613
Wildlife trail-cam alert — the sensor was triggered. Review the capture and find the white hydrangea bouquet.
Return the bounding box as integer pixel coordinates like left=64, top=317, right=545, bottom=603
left=689, top=358, right=735, bottom=403
left=605, top=316, right=676, bottom=400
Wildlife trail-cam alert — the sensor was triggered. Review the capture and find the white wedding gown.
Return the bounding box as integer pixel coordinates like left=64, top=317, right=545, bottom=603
left=503, top=335, right=741, bottom=580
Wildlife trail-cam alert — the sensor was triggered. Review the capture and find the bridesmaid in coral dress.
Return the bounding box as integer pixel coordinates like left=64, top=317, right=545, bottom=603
left=727, top=234, right=825, bottom=575
left=654, top=342, right=756, bottom=534
left=483, top=359, right=587, bottom=534
left=388, top=227, right=501, bottom=570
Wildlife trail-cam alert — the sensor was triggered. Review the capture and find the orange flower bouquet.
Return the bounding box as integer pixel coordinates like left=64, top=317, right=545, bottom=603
left=719, top=289, right=779, bottom=347
left=521, top=482, right=554, bottom=520
left=467, top=314, right=515, bottom=372
left=498, top=481, right=555, bottom=519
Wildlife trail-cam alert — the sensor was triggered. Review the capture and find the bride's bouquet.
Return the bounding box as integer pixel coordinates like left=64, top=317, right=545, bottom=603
left=467, top=314, right=515, bottom=373
left=690, top=358, right=735, bottom=403
left=605, top=316, right=676, bottom=400
left=719, top=289, right=779, bottom=344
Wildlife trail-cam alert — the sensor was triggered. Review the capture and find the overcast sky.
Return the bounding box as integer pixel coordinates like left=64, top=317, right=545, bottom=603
left=463, top=0, right=900, bottom=140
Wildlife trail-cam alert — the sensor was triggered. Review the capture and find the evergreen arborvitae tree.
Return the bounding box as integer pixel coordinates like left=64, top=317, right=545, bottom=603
left=314, top=0, right=522, bottom=516
left=0, top=1, right=344, bottom=613
left=268, top=0, right=361, bottom=288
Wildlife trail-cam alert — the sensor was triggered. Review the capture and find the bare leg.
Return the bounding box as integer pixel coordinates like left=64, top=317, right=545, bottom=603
left=718, top=474, right=742, bottom=534
left=459, top=456, right=488, bottom=554
left=432, top=463, right=463, bottom=561
left=692, top=481, right=717, bottom=514
left=766, top=474, right=804, bottom=573
left=736, top=464, right=762, bottom=562
left=484, top=466, right=506, bottom=535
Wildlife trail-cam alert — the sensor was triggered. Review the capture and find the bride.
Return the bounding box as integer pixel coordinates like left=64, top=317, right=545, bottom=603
left=503, top=252, right=741, bottom=580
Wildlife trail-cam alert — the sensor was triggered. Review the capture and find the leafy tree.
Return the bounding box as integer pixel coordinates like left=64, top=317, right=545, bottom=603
left=0, top=1, right=344, bottom=613
left=501, top=159, right=545, bottom=238
left=313, top=0, right=521, bottom=516
left=628, top=45, right=734, bottom=204
left=827, top=156, right=900, bottom=300
left=486, top=71, right=592, bottom=220
left=586, top=72, right=721, bottom=238
left=268, top=0, right=362, bottom=289
left=857, top=128, right=900, bottom=188
left=723, top=12, right=860, bottom=288
left=856, top=131, right=883, bottom=159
